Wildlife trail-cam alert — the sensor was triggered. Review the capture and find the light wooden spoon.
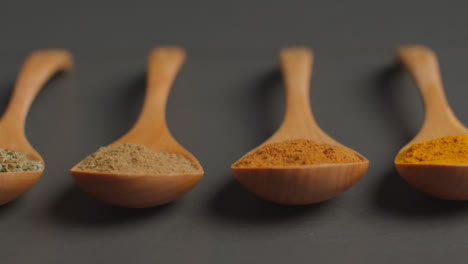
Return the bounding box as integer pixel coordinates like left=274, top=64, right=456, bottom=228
left=71, top=47, right=203, bottom=208
left=395, top=45, right=468, bottom=200
left=0, top=49, right=73, bottom=205
left=232, top=47, right=369, bottom=205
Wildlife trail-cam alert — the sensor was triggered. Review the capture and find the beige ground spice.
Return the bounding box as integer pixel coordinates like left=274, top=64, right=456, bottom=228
left=75, top=143, right=201, bottom=174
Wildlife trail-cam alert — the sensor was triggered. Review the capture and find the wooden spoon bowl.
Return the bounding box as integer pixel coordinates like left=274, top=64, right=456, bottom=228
left=395, top=45, right=468, bottom=200
left=0, top=50, right=73, bottom=205
left=232, top=47, right=369, bottom=205
left=71, top=47, right=203, bottom=208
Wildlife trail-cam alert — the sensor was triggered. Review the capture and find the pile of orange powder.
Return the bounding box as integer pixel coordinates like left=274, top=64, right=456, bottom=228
left=232, top=139, right=364, bottom=168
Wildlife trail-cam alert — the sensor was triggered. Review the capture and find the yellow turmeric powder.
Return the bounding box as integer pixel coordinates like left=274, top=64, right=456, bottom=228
left=232, top=139, right=364, bottom=168
left=396, top=135, right=468, bottom=164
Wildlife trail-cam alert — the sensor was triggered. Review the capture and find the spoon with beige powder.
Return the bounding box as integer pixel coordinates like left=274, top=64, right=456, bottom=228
left=70, top=47, right=203, bottom=208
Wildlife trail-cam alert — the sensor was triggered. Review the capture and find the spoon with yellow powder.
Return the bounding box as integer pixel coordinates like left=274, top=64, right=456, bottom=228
left=395, top=45, right=468, bottom=200
left=231, top=47, right=369, bottom=205
left=70, top=47, right=203, bottom=208
left=0, top=49, right=73, bottom=205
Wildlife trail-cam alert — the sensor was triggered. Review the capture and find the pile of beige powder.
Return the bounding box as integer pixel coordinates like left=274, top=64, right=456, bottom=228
left=75, top=143, right=200, bottom=174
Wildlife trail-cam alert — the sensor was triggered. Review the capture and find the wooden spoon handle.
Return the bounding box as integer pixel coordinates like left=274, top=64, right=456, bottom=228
left=138, top=47, right=186, bottom=126
left=114, top=47, right=186, bottom=147
left=2, top=49, right=73, bottom=130
left=396, top=45, right=458, bottom=125
left=278, top=47, right=317, bottom=131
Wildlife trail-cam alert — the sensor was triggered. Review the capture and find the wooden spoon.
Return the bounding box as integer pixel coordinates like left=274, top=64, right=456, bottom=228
left=395, top=45, right=468, bottom=200
left=0, top=49, right=73, bottom=205
left=231, top=47, right=369, bottom=205
left=71, top=47, right=203, bottom=208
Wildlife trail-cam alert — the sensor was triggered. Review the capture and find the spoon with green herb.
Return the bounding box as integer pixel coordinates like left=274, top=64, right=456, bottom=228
left=0, top=49, right=73, bottom=205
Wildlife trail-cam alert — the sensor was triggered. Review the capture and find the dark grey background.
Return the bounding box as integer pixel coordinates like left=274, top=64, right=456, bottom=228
left=0, top=0, right=467, bottom=263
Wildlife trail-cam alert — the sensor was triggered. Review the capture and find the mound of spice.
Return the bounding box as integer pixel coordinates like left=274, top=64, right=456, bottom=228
left=396, top=135, right=468, bottom=164
left=232, top=139, right=364, bottom=168
left=75, top=143, right=201, bottom=174
left=0, top=149, right=43, bottom=172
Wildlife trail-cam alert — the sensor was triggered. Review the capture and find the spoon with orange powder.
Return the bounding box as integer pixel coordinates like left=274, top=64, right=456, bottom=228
left=231, top=47, right=369, bottom=205
left=395, top=45, right=468, bottom=200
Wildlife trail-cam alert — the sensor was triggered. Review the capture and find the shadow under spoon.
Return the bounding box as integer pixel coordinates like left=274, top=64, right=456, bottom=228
left=395, top=45, right=468, bottom=200
left=232, top=47, right=369, bottom=205
left=70, top=47, right=204, bottom=208
left=0, top=49, right=73, bottom=205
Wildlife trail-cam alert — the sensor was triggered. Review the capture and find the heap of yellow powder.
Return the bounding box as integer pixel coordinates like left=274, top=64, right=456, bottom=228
left=396, top=135, right=468, bottom=164
left=232, top=139, right=364, bottom=168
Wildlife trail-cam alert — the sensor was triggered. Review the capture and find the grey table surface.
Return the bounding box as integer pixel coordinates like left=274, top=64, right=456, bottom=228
left=1, top=0, right=468, bottom=263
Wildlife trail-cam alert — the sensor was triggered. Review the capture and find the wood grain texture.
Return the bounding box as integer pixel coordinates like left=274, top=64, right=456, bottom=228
left=71, top=47, right=203, bottom=208
left=0, top=49, right=73, bottom=205
left=232, top=47, right=369, bottom=205
left=395, top=45, right=468, bottom=200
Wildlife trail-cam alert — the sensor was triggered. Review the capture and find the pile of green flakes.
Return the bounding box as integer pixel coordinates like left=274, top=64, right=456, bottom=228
left=0, top=149, right=43, bottom=172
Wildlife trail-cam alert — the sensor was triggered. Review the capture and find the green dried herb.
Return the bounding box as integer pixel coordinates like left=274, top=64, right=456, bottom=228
left=0, top=149, right=43, bottom=172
